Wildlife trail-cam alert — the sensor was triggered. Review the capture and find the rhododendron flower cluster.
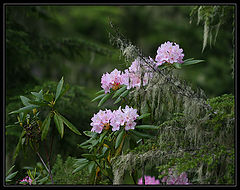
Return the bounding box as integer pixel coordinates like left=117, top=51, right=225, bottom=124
left=90, top=106, right=139, bottom=133
left=155, top=41, right=184, bottom=66
left=161, top=168, right=190, bottom=185
left=101, top=69, right=123, bottom=93
left=20, top=176, right=32, bottom=185
left=138, top=175, right=160, bottom=185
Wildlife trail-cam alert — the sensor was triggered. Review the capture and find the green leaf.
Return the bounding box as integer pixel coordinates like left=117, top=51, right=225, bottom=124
left=183, top=58, right=194, bottom=62
left=9, top=105, right=40, bottom=114
left=58, top=114, right=81, bottom=135
left=81, top=154, right=96, bottom=160
left=173, top=62, right=182, bottom=69
left=98, top=93, right=111, bottom=107
left=83, top=131, right=97, bottom=137
left=114, top=89, right=129, bottom=104
left=74, top=158, right=89, bottom=166
left=115, top=129, right=124, bottom=149
left=99, top=130, right=108, bottom=142
left=6, top=171, right=18, bottom=181
left=6, top=165, right=15, bottom=176
left=73, top=162, right=89, bottom=173
left=91, top=93, right=105, bottom=102
left=182, top=59, right=204, bottom=66
left=122, top=135, right=130, bottom=154
left=95, top=89, right=105, bottom=95
left=20, top=96, right=31, bottom=106
left=57, top=83, right=70, bottom=101
left=137, top=113, right=151, bottom=120
left=131, top=130, right=152, bottom=139
left=55, top=76, right=64, bottom=102
left=135, top=125, right=159, bottom=130
left=41, top=113, right=51, bottom=141
left=88, top=161, right=95, bottom=174
left=13, top=130, right=26, bottom=162
left=5, top=125, right=18, bottom=129
left=112, top=85, right=127, bottom=99
left=54, top=113, right=64, bottom=138
left=31, top=91, right=43, bottom=100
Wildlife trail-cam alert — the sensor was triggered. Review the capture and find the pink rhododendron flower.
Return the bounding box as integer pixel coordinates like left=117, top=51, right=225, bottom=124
left=138, top=175, right=160, bottom=185
left=155, top=41, right=184, bottom=66
left=20, top=176, right=32, bottom=185
left=90, top=109, right=113, bottom=133
left=161, top=168, right=190, bottom=185
left=101, top=69, right=123, bottom=93
left=90, top=106, right=139, bottom=133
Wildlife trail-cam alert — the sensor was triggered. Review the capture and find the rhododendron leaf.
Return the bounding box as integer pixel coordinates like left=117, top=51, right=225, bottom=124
left=137, top=113, right=151, bottom=120
left=6, top=171, right=18, bottom=182
left=54, top=113, right=64, bottom=138
left=173, top=62, right=182, bottom=69
left=74, top=158, right=89, bottom=166
left=95, top=89, right=105, bottom=95
left=131, top=130, right=152, bottom=139
left=41, top=113, right=51, bottom=141
left=98, top=93, right=111, bottom=107
left=91, top=94, right=105, bottom=102
left=13, top=130, right=26, bottom=162
left=55, top=76, right=64, bottom=102
left=115, top=129, right=124, bottom=149
left=20, top=96, right=31, bottom=106
left=182, top=59, right=204, bottom=66
left=183, top=58, right=194, bottom=62
left=114, top=89, right=129, bottom=104
left=31, top=91, right=43, bottom=100
left=112, top=85, right=127, bottom=99
left=58, top=114, right=81, bottom=135
left=73, top=162, right=89, bottom=173
left=122, top=135, right=130, bottom=154
left=9, top=104, right=40, bottom=114
left=81, top=154, right=96, bottom=160
left=88, top=161, right=95, bottom=174
left=135, top=125, right=159, bottom=130
left=99, top=130, right=108, bottom=142
left=83, top=131, right=97, bottom=137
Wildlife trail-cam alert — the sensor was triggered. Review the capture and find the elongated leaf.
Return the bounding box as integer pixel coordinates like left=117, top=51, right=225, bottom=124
left=74, top=158, right=89, bottom=166
left=112, top=85, right=127, bottom=99
left=6, top=165, right=15, bottom=176
left=135, top=125, right=159, bottom=130
left=83, top=131, right=97, bottom=137
left=13, top=130, right=26, bottom=161
left=58, top=114, right=81, bottom=135
left=115, top=129, right=125, bottom=149
left=173, top=62, right=182, bottom=69
left=131, top=130, right=152, bottom=139
left=183, top=58, right=194, bottom=62
left=9, top=105, right=40, bottom=114
left=95, top=89, right=105, bottom=95
left=81, top=154, right=96, bottom=160
left=88, top=161, right=95, bottom=174
left=5, top=125, right=18, bottom=129
left=72, top=162, right=89, bottom=173
left=6, top=171, right=18, bottom=181
left=137, top=113, right=151, bottom=120
left=182, top=59, right=204, bottom=66
left=98, top=93, right=111, bottom=107
left=57, top=84, right=70, bottom=101
left=99, top=130, right=108, bottom=142
left=54, top=113, right=64, bottom=138
left=114, top=90, right=129, bottom=104
left=37, top=175, right=49, bottom=184
left=122, top=135, right=130, bottom=154
left=41, top=113, right=51, bottom=141
left=55, top=76, right=64, bottom=102
left=91, top=93, right=105, bottom=102
left=31, top=91, right=43, bottom=100
left=20, top=96, right=31, bottom=106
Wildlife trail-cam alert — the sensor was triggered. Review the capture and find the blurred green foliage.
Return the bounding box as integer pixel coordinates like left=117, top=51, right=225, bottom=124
left=5, top=5, right=234, bottom=184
